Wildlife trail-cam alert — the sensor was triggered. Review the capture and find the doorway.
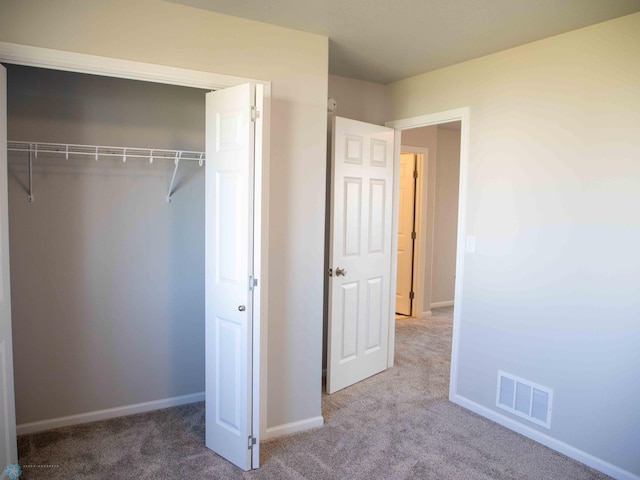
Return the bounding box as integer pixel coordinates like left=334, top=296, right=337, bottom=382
left=394, top=146, right=428, bottom=320
left=387, top=109, right=467, bottom=395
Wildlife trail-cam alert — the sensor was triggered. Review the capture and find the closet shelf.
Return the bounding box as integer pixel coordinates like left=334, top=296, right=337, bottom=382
left=7, top=141, right=205, bottom=164
left=7, top=141, right=206, bottom=204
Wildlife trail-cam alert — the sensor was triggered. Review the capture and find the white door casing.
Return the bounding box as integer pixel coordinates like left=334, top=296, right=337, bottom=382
left=395, top=153, right=417, bottom=316
left=327, top=116, right=395, bottom=394
left=205, top=83, right=259, bottom=471
left=0, top=64, right=18, bottom=477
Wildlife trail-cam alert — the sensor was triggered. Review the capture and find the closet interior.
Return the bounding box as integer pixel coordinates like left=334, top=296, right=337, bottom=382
left=6, top=64, right=209, bottom=428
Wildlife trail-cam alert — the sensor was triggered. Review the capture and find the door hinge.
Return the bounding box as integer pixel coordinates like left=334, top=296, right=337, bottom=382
left=248, top=435, right=257, bottom=450
left=249, top=275, right=258, bottom=291
left=411, top=231, right=416, bottom=240
left=409, top=291, right=415, bottom=300
left=251, top=105, right=260, bottom=122
left=413, top=169, right=418, bottom=179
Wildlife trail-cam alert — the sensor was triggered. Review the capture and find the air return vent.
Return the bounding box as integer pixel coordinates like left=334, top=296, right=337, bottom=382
left=496, top=371, right=552, bottom=429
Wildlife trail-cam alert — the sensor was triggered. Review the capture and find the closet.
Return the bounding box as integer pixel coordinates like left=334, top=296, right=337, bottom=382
left=6, top=64, right=209, bottom=428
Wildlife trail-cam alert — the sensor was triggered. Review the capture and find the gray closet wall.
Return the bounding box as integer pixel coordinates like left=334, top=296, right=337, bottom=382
left=7, top=64, right=207, bottom=424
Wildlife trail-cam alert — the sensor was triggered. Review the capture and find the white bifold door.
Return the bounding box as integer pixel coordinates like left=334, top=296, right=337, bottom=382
left=0, top=64, right=18, bottom=475
left=327, top=116, right=395, bottom=394
left=205, top=83, right=262, bottom=470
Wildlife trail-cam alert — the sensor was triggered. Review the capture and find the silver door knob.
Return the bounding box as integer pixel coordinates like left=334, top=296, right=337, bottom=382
left=335, top=267, right=347, bottom=276
left=238, top=305, right=246, bottom=311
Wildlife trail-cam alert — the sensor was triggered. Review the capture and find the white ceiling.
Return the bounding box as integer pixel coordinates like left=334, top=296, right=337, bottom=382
left=170, top=0, right=640, bottom=84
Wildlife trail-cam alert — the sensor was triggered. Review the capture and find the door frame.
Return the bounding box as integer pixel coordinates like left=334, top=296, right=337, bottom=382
left=0, top=41, right=270, bottom=461
left=386, top=108, right=469, bottom=401
left=398, top=146, right=429, bottom=319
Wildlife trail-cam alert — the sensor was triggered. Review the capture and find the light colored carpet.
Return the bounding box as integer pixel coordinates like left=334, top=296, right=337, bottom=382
left=17, top=307, right=610, bottom=479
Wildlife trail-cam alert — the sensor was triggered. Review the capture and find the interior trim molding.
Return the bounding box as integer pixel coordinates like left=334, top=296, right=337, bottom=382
left=430, top=300, right=454, bottom=308
left=0, top=42, right=247, bottom=90
left=451, top=394, right=639, bottom=480
left=264, top=416, right=324, bottom=440
left=17, top=392, right=205, bottom=436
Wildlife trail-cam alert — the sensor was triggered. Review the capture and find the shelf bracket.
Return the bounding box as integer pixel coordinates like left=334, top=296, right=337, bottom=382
left=166, top=151, right=182, bottom=204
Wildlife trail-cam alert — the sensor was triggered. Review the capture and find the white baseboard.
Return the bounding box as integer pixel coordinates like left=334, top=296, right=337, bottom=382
left=450, top=394, right=639, bottom=480
left=421, top=310, right=432, bottom=319
left=17, top=392, right=205, bottom=436
left=430, top=300, right=454, bottom=308
left=263, top=415, right=324, bottom=440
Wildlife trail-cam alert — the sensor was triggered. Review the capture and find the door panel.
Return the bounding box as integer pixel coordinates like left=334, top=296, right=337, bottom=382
left=205, top=84, right=256, bottom=471
left=328, top=116, right=394, bottom=394
left=344, top=178, right=362, bottom=256
left=395, top=153, right=416, bottom=315
left=0, top=64, right=18, bottom=476
left=365, top=277, right=383, bottom=351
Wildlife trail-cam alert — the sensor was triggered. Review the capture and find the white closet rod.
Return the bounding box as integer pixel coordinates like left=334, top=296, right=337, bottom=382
left=7, top=141, right=206, bottom=204
left=7, top=141, right=206, bottom=164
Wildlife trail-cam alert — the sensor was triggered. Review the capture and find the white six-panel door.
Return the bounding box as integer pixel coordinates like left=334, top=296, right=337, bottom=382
left=327, top=116, right=395, bottom=394
left=205, top=83, right=257, bottom=471
left=0, top=64, right=18, bottom=478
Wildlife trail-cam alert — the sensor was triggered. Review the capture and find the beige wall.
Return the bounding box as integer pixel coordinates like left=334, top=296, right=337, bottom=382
left=327, top=74, right=386, bottom=126
left=432, top=127, right=460, bottom=304
left=0, top=0, right=328, bottom=433
left=386, top=13, right=640, bottom=476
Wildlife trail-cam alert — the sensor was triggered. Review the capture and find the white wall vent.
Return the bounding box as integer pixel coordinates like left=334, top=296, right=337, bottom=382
left=496, top=371, right=553, bottom=429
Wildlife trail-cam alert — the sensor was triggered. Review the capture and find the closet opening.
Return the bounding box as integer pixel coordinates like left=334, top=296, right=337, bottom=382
left=6, top=64, right=210, bottom=434
left=1, top=46, right=269, bottom=471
